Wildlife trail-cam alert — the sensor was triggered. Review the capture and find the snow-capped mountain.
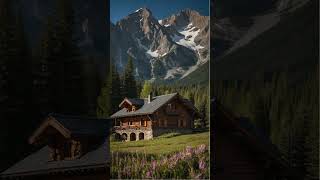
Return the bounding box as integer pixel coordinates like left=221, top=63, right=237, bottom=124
left=110, top=8, right=209, bottom=81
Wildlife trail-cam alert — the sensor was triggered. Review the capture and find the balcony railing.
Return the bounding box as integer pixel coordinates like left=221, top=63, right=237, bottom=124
left=113, top=126, right=150, bottom=131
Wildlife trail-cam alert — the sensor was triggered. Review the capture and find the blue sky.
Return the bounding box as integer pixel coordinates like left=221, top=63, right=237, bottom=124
left=110, top=0, right=210, bottom=23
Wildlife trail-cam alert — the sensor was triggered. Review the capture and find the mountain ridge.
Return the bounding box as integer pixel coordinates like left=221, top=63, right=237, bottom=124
left=110, top=8, right=210, bottom=82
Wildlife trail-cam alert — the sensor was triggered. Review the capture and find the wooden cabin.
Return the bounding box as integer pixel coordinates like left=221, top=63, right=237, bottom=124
left=211, top=98, right=297, bottom=180
left=0, top=114, right=111, bottom=180
left=110, top=93, right=200, bottom=141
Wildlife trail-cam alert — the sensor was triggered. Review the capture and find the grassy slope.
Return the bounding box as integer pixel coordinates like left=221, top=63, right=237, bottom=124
left=213, top=0, right=318, bottom=80
left=111, top=132, right=209, bottom=155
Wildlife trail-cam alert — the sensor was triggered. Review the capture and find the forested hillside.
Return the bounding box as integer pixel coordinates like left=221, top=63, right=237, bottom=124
left=212, top=66, right=319, bottom=179
left=0, top=0, right=103, bottom=171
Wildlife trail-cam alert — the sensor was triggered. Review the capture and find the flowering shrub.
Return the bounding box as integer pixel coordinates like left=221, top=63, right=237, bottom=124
left=111, top=144, right=209, bottom=179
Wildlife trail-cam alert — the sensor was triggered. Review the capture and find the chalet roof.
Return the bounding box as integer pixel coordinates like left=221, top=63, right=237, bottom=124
left=29, top=114, right=111, bottom=144
left=49, top=113, right=111, bottom=137
left=1, top=114, right=111, bottom=178
left=119, top=98, right=145, bottom=107
left=0, top=140, right=109, bottom=178
left=111, top=93, right=178, bottom=118
left=111, top=93, right=197, bottom=118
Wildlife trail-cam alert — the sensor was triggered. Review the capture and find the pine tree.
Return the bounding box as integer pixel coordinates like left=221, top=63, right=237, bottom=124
left=96, top=67, right=112, bottom=118
left=48, top=0, right=80, bottom=113
left=123, top=55, right=137, bottom=98
left=253, top=96, right=270, bottom=138
left=110, top=64, right=121, bottom=114
left=188, top=92, right=195, bottom=105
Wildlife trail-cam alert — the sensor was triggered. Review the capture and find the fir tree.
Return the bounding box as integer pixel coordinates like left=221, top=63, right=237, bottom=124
left=110, top=63, right=121, bottom=114
left=123, top=55, right=137, bottom=98
left=96, top=66, right=112, bottom=118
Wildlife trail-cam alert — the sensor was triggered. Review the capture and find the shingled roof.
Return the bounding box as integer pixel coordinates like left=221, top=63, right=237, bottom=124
left=110, top=93, right=179, bottom=118
left=1, top=114, right=111, bottom=178
left=119, top=98, right=145, bottom=107
left=0, top=140, right=109, bottom=178
left=29, top=114, right=111, bottom=144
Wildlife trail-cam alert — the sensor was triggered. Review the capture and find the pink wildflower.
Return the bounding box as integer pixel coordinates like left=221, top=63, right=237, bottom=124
left=186, top=146, right=193, bottom=155
left=152, top=160, right=157, bottom=170
left=195, top=144, right=206, bottom=155
left=199, top=159, right=206, bottom=170
left=146, top=170, right=152, bottom=178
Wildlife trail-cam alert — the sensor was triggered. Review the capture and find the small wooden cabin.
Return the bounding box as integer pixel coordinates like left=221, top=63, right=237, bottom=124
left=0, top=114, right=111, bottom=180
left=110, top=93, right=200, bottom=141
left=211, top=98, right=296, bottom=180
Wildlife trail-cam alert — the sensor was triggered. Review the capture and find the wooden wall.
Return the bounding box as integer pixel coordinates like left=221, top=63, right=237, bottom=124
left=115, top=96, right=195, bottom=130
left=117, top=115, right=151, bottom=128
left=153, top=98, right=193, bottom=129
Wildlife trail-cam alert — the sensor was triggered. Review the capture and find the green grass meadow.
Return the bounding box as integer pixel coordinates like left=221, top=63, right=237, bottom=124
left=111, top=131, right=209, bottom=155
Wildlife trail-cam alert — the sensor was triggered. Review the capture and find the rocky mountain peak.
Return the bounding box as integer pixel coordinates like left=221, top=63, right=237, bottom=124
left=135, top=7, right=152, bottom=16
left=161, top=9, right=208, bottom=30
left=111, top=8, right=209, bottom=81
left=179, top=8, right=201, bottom=18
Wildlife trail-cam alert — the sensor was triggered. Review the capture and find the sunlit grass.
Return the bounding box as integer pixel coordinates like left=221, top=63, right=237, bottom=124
left=111, top=131, right=209, bottom=155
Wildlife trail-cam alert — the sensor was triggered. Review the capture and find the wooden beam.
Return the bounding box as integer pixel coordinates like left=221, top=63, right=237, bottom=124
left=28, top=117, right=72, bottom=144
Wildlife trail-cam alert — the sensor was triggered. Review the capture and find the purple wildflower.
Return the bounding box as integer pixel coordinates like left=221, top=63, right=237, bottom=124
left=146, top=170, right=152, bottom=178
left=152, top=160, right=157, bottom=170
left=160, top=157, right=168, bottom=165
left=195, top=144, right=207, bottom=155
left=199, top=160, right=206, bottom=170
left=186, top=146, right=193, bottom=155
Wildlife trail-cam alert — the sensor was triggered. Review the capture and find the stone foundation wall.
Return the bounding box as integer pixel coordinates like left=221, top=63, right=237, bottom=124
left=114, top=129, right=153, bottom=141
left=114, top=128, right=193, bottom=142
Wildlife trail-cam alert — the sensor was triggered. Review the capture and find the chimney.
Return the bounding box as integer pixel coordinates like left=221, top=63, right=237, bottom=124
left=148, top=93, right=152, bottom=103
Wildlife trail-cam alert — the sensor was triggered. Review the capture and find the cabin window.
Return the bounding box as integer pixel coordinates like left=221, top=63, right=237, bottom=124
left=64, top=141, right=72, bottom=158
left=140, top=119, right=147, bottom=127
left=159, top=119, right=162, bottom=127
left=166, top=103, right=176, bottom=113
left=183, top=119, right=186, bottom=127
left=49, top=140, right=82, bottom=161
left=179, top=119, right=185, bottom=128
left=115, top=119, right=121, bottom=126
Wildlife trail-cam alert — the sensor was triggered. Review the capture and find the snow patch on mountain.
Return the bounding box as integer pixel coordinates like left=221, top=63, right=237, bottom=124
left=164, top=67, right=186, bottom=80
left=135, top=8, right=143, bottom=12
left=171, top=23, right=204, bottom=51
left=146, top=49, right=160, bottom=58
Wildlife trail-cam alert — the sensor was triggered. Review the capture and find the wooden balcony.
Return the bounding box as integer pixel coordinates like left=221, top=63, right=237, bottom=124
left=113, top=126, right=151, bottom=131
